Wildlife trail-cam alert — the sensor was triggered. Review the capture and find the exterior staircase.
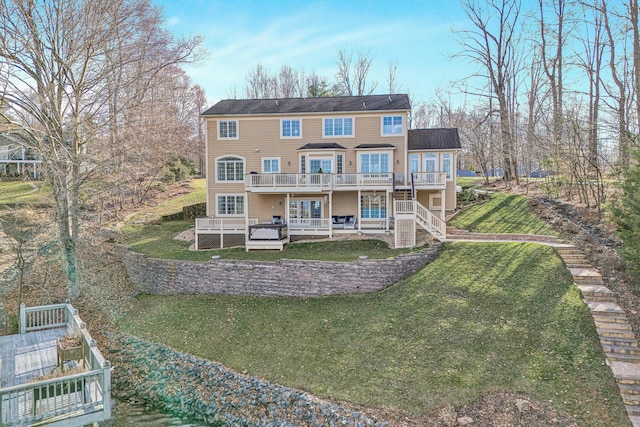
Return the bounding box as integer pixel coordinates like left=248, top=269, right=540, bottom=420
left=446, top=230, right=640, bottom=426
left=556, top=245, right=640, bottom=426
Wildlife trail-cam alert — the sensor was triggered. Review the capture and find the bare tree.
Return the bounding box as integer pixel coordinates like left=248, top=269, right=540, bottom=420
left=457, top=0, right=522, bottom=182
left=0, top=0, right=203, bottom=298
left=335, top=49, right=378, bottom=96
left=387, top=60, right=402, bottom=94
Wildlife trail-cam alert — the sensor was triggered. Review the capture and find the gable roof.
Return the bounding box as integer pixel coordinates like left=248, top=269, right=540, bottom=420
left=408, top=128, right=461, bottom=151
left=298, top=143, right=347, bottom=150
left=203, top=94, right=411, bottom=116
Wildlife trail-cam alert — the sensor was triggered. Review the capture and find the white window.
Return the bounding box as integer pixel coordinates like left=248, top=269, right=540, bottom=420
left=218, top=120, right=238, bottom=139
left=324, top=118, right=353, bottom=137
left=361, top=193, right=387, bottom=219
left=216, top=156, right=244, bottom=182
left=300, top=155, right=306, bottom=173
left=281, top=119, right=301, bottom=138
left=217, top=194, right=244, bottom=215
left=336, top=154, right=344, bottom=174
left=382, top=116, right=402, bottom=135
left=442, top=153, right=452, bottom=180
left=424, top=153, right=437, bottom=172
left=360, top=153, right=390, bottom=173
left=262, top=158, right=280, bottom=173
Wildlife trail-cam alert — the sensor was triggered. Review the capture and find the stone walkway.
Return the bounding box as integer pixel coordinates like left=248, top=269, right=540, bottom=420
left=447, top=230, right=640, bottom=427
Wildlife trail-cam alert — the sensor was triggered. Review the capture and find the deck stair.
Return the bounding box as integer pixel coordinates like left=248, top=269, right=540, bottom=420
left=556, top=245, right=640, bottom=426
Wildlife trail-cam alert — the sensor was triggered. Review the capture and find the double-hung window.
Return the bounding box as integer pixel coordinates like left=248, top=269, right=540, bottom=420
left=281, top=119, right=301, bottom=138
left=324, top=118, right=353, bottom=137
left=382, top=116, right=403, bottom=135
left=217, top=195, right=244, bottom=215
left=216, top=156, right=244, bottom=182
left=262, top=158, right=280, bottom=173
left=218, top=120, right=238, bottom=139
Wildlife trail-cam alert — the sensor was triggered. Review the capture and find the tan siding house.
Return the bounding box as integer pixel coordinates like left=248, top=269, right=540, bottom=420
left=197, top=94, right=461, bottom=250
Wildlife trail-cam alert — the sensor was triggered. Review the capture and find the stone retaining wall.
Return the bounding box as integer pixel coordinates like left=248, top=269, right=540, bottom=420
left=115, top=244, right=441, bottom=297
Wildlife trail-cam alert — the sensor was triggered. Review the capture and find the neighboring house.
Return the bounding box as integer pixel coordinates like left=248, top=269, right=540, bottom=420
left=196, top=94, right=461, bottom=250
left=0, top=131, right=41, bottom=178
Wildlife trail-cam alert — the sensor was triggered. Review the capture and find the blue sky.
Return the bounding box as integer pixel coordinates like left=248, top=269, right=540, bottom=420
left=153, top=0, right=475, bottom=106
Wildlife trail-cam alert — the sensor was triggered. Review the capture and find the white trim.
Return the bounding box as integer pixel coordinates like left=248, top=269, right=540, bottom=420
left=441, top=152, right=453, bottom=181
left=280, top=118, right=302, bottom=139
left=214, top=154, right=246, bottom=183
left=217, top=119, right=239, bottom=140
left=380, top=115, right=403, bottom=136
left=322, top=117, right=354, bottom=138
left=261, top=157, right=281, bottom=173
left=215, top=193, right=246, bottom=216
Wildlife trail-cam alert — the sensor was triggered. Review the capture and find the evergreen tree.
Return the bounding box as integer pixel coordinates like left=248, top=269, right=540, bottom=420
left=611, top=146, right=640, bottom=278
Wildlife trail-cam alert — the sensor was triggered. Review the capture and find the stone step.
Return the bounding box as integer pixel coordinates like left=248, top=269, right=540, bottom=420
left=601, top=336, right=640, bottom=348
left=588, top=301, right=626, bottom=315
left=603, top=344, right=640, bottom=355
left=619, top=383, right=640, bottom=396
left=611, top=361, right=640, bottom=383
left=627, top=406, right=640, bottom=418
left=560, top=255, right=590, bottom=262
left=607, top=352, right=640, bottom=363
left=566, top=263, right=594, bottom=269
left=629, top=415, right=640, bottom=427
left=577, top=284, right=614, bottom=295
left=596, top=321, right=633, bottom=331
left=597, top=328, right=636, bottom=339
left=593, top=314, right=631, bottom=324
left=623, top=393, right=640, bottom=406
left=573, top=275, right=604, bottom=283
left=584, top=295, right=618, bottom=303
left=555, top=246, right=580, bottom=253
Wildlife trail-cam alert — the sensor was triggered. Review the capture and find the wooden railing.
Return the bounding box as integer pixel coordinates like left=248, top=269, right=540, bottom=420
left=415, top=201, right=446, bottom=241
left=245, top=173, right=394, bottom=191
left=2, top=304, right=111, bottom=426
left=411, top=172, right=446, bottom=188
left=287, top=218, right=331, bottom=231
left=195, top=217, right=258, bottom=232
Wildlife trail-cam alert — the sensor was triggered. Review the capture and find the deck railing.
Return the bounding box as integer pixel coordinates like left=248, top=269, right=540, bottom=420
left=2, top=304, right=111, bottom=426
left=411, top=172, right=446, bottom=188
left=195, top=217, right=258, bottom=232
left=415, top=201, right=446, bottom=240
left=287, top=218, right=331, bottom=231
left=245, top=172, right=395, bottom=191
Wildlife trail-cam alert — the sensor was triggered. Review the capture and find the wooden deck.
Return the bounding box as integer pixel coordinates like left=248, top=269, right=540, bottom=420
left=1, top=304, right=111, bottom=427
left=0, top=328, right=67, bottom=388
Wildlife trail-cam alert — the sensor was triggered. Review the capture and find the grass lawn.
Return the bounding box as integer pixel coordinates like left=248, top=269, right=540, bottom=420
left=119, top=242, right=627, bottom=425
left=449, top=192, right=558, bottom=235
left=0, top=181, right=51, bottom=205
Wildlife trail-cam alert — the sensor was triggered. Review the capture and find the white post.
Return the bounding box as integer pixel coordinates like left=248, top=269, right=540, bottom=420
left=19, top=303, right=26, bottom=334
left=103, top=360, right=112, bottom=417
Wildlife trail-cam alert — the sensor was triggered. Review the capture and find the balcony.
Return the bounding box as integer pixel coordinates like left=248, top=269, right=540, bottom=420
left=245, top=173, right=397, bottom=192
left=411, top=172, right=447, bottom=190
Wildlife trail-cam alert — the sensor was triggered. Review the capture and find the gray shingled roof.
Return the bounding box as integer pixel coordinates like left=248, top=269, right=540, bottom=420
left=408, top=128, right=461, bottom=150
left=354, top=143, right=396, bottom=149
left=202, top=94, right=411, bottom=116
left=298, top=143, right=347, bottom=150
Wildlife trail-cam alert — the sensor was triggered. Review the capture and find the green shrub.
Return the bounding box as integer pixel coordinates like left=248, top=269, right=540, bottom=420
left=163, top=157, right=196, bottom=183
left=457, top=188, right=478, bottom=205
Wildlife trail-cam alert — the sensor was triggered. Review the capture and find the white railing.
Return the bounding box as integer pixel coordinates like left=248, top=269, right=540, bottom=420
left=246, top=173, right=394, bottom=191
left=287, top=218, right=331, bottom=231
left=3, top=304, right=112, bottom=425
left=415, top=201, right=446, bottom=240
left=0, top=369, right=109, bottom=426
left=195, top=217, right=258, bottom=232
left=394, top=200, right=415, bottom=215
left=20, top=303, right=68, bottom=334
left=411, top=172, right=446, bottom=188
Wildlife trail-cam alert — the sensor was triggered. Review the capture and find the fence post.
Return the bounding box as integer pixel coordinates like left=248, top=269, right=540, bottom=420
left=102, top=361, right=112, bottom=417
left=19, top=303, right=26, bottom=334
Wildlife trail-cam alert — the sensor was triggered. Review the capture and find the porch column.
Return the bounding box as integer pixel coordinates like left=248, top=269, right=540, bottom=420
left=286, top=194, right=290, bottom=239
left=328, top=191, right=333, bottom=239
left=357, top=190, right=361, bottom=232
left=441, top=189, right=446, bottom=220
left=244, top=191, right=250, bottom=246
